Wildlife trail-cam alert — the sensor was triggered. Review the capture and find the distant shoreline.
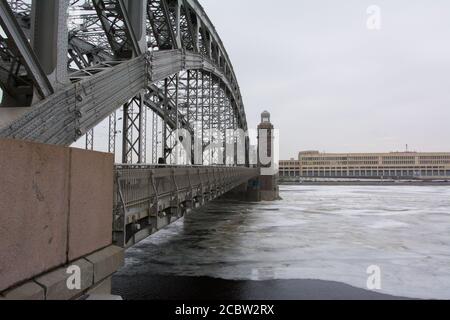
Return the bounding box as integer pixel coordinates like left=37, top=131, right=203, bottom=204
left=279, top=181, right=450, bottom=186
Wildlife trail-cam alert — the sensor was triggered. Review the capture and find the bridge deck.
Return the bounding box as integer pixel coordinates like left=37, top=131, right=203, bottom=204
left=113, top=165, right=259, bottom=248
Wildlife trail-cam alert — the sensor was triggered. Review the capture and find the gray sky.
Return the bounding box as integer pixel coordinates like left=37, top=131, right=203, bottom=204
left=201, top=0, right=450, bottom=159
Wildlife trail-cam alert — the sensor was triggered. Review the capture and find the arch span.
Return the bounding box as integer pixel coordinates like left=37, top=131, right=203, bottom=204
left=0, top=0, right=249, bottom=165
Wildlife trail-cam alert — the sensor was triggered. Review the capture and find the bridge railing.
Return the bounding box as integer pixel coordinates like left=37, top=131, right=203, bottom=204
left=113, top=165, right=259, bottom=247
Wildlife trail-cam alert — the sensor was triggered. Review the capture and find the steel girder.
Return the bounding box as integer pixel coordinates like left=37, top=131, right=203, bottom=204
left=68, top=36, right=112, bottom=70
left=151, top=109, right=158, bottom=163
left=66, top=34, right=190, bottom=163
left=85, top=128, right=94, bottom=150
left=0, top=0, right=249, bottom=167
left=199, top=71, right=211, bottom=164
left=0, top=51, right=245, bottom=145
left=147, top=0, right=177, bottom=50
left=122, top=93, right=147, bottom=163
left=92, top=0, right=141, bottom=58
left=109, top=110, right=117, bottom=154
left=0, top=0, right=53, bottom=106
left=161, top=73, right=178, bottom=163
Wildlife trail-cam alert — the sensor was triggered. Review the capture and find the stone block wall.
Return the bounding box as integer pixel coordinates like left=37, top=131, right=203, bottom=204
left=0, top=139, right=117, bottom=297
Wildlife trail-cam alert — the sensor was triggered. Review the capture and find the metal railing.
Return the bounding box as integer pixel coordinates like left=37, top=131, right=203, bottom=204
left=113, top=165, right=259, bottom=247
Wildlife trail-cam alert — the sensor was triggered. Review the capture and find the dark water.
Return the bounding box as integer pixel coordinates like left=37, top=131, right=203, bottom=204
left=112, top=275, right=406, bottom=300
left=112, top=186, right=450, bottom=300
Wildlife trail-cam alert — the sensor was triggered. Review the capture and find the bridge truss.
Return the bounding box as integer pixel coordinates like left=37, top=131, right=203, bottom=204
left=0, top=0, right=250, bottom=166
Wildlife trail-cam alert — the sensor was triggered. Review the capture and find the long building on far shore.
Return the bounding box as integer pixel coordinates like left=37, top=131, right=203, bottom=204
left=280, top=151, right=450, bottom=179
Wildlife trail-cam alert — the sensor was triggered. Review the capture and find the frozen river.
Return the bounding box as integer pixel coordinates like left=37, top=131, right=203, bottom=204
left=113, top=186, right=450, bottom=300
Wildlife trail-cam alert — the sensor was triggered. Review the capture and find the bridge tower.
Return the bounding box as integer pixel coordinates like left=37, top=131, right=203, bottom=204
left=257, top=111, right=280, bottom=201
left=223, top=111, right=280, bottom=202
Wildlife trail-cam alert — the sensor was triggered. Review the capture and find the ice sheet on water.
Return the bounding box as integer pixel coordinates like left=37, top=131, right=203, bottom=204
left=117, top=185, right=450, bottom=300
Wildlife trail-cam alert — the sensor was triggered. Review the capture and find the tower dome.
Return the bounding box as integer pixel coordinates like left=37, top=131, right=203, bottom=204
left=261, top=110, right=271, bottom=123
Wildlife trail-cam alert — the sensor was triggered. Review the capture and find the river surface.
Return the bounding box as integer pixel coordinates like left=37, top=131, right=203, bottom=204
left=112, top=186, right=450, bottom=300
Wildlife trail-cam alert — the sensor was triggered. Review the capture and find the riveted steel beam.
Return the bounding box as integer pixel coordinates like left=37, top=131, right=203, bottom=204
left=92, top=0, right=140, bottom=59
left=30, top=0, right=69, bottom=89
left=122, top=93, right=145, bottom=163
left=0, top=51, right=247, bottom=144
left=0, top=0, right=53, bottom=106
left=147, top=0, right=177, bottom=50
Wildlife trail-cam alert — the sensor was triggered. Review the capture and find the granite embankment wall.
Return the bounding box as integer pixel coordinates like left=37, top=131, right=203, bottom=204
left=0, top=139, right=122, bottom=299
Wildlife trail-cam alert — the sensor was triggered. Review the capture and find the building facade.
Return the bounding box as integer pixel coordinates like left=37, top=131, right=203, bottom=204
left=280, top=151, right=450, bottom=179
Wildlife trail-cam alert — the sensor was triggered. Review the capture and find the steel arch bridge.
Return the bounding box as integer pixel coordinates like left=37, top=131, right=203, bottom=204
left=0, top=0, right=250, bottom=166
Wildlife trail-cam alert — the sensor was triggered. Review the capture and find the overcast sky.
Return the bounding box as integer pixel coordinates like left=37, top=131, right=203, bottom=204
left=201, top=0, right=450, bottom=159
